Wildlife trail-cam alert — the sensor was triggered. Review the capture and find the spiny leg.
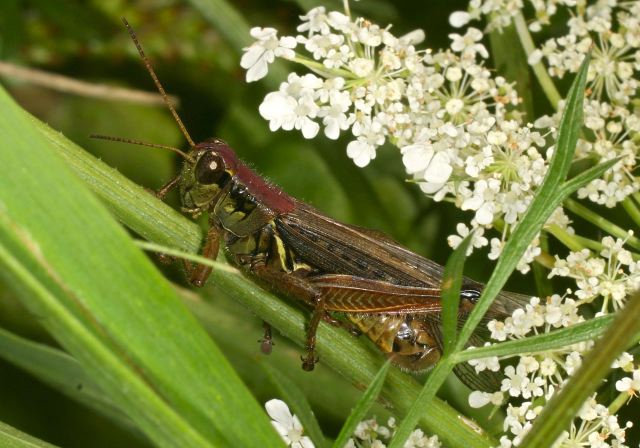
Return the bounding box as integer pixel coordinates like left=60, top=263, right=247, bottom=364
left=322, top=312, right=361, bottom=336
left=301, top=295, right=326, bottom=371
left=249, top=263, right=324, bottom=369
left=155, top=175, right=181, bottom=199
left=259, top=322, right=274, bottom=355
left=188, top=224, right=222, bottom=287
left=143, top=175, right=182, bottom=264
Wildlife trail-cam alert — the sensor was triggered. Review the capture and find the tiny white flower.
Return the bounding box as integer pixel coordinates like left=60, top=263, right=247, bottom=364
left=347, top=140, right=376, bottom=167
left=401, top=144, right=453, bottom=187
left=445, top=98, right=465, bottom=115
left=350, top=57, right=375, bottom=77
left=319, top=90, right=353, bottom=139
left=399, top=29, right=426, bottom=46
left=449, top=28, right=488, bottom=59
left=327, top=11, right=350, bottom=31
left=265, top=399, right=314, bottom=448
left=612, top=352, right=634, bottom=371
left=241, top=27, right=297, bottom=82
left=449, top=11, right=471, bottom=28
left=297, top=7, right=330, bottom=36
left=527, top=49, right=543, bottom=65
left=615, top=369, right=640, bottom=395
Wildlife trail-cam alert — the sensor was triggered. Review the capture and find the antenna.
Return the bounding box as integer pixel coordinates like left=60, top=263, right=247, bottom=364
left=121, top=17, right=196, bottom=148
left=90, top=134, right=195, bottom=163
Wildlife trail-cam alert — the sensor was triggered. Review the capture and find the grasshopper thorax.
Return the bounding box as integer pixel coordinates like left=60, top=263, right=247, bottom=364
left=180, top=138, right=237, bottom=212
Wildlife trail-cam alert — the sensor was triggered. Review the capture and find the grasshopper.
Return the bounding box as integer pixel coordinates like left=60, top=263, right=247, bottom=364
left=95, top=18, right=529, bottom=392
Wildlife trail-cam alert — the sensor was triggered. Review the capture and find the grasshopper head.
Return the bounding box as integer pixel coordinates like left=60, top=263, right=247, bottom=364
left=180, top=138, right=237, bottom=213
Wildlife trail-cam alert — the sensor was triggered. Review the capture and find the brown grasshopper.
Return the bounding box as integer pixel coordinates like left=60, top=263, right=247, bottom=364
left=94, top=18, right=529, bottom=392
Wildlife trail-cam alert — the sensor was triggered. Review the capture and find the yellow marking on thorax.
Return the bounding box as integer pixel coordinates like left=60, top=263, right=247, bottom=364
left=271, top=224, right=291, bottom=273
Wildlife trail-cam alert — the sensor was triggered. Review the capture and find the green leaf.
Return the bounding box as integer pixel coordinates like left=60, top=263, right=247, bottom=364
left=521, top=292, right=640, bottom=446
left=0, top=84, right=282, bottom=447
left=0, top=420, right=58, bottom=448
left=332, top=361, right=391, bottom=448
left=25, top=113, right=202, bottom=254
left=453, top=315, right=615, bottom=362
left=0, top=328, right=133, bottom=432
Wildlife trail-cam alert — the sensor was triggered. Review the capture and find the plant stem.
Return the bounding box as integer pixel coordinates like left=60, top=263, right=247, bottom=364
left=534, top=252, right=556, bottom=269
left=546, top=224, right=584, bottom=251
left=547, top=224, right=640, bottom=260
left=290, top=56, right=355, bottom=79
left=608, top=391, right=631, bottom=416
left=564, top=198, right=640, bottom=250
left=532, top=234, right=552, bottom=297
left=134, top=240, right=241, bottom=274
left=513, top=12, right=562, bottom=109
left=622, top=197, right=640, bottom=229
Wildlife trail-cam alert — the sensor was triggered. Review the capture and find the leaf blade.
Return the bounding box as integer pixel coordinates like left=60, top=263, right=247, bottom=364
left=332, top=361, right=391, bottom=448
left=0, top=84, right=282, bottom=448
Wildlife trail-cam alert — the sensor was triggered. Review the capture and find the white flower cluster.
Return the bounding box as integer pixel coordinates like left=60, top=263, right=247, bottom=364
left=549, top=234, right=640, bottom=313
left=575, top=100, right=640, bottom=207
left=468, top=295, right=587, bottom=407
left=345, top=417, right=441, bottom=448
left=467, top=234, right=639, bottom=446
left=449, top=0, right=577, bottom=32
left=241, top=6, right=564, bottom=273
left=530, top=2, right=640, bottom=104
left=243, top=7, right=520, bottom=168
left=453, top=1, right=640, bottom=208
left=265, top=400, right=440, bottom=448
left=467, top=292, right=635, bottom=446
left=466, top=236, right=640, bottom=445
left=495, top=395, right=632, bottom=448
left=529, top=2, right=640, bottom=206
left=535, top=96, right=640, bottom=208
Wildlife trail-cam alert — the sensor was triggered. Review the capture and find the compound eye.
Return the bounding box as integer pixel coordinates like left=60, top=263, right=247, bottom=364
left=195, top=152, right=225, bottom=185
left=460, top=289, right=481, bottom=303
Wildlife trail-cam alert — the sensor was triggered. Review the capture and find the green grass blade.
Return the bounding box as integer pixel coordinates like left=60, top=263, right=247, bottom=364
left=386, top=360, right=460, bottom=448
left=332, top=361, right=391, bottom=448
left=0, top=85, right=282, bottom=448
left=26, top=113, right=201, bottom=254
left=560, top=159, right=620, bottom=198
left=520, top=292, right=640, bottom=447
left=442, top=233, right=475, bottom=355
left=0, top=421, right=58, bottom=448
left=0, top=328, right=134, bottom=432
left=453, top=315, right=616, bottom=361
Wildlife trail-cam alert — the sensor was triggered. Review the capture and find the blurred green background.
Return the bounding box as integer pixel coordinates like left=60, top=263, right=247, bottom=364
left=2, top=0, right=636, bottom=446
